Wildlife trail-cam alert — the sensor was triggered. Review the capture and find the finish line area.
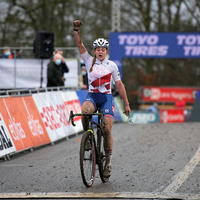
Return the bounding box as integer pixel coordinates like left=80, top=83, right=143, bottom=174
left=0, top=192, right=200, bottom=199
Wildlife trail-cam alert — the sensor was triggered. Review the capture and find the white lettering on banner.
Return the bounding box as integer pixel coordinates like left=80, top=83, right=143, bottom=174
left=22, top=97, right=44, bottom=137
left=183, top=46, right=200, bottom=56
left=151, top=88, right=160, bottom=100
left=0, top=125, right=13, bottom=151
left=133, top=113, right=156, bottom=123
left=3, top=99, right=26, bottom=146
left=124, top=46, right=168, bottom=56
left=161, top=111, right=184, bottom=123
left=177, top=35, right=200, bottom=56
left=161, top=92, right=171, bottom=98
left=119, top=35, right=159, bottom=45
left=9, top=118, right=26, bottom=144
left=118, top=34, right=168, bottom=56
left=28, top=115, right=44, bottom=137
left=171, top=92, right=192, bottom=100
left=161, top=111, right=168, bottom=123
left=177, top=35, right=200, bottom=45
left=166, top=113, right=184, bottom=122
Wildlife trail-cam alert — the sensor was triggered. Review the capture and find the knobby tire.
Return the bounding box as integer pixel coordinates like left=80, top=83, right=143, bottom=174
left=97, top=131, right=109, bottom=183
left=80, top=131, right=96, bottom=187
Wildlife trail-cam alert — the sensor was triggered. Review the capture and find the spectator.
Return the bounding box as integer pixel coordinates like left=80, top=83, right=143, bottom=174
left=79, top=58, right=88, bottom=89
left=47, top=53, right=67, bottom=87
left=12, top=49, right=22, bottom=58
left=175, top=97, right=185, bottom=109
left=0, top=47, right=13, bottom=59
left=51, top=48, right=69, bottom=86
left=146, top=102, right=159, bottom=113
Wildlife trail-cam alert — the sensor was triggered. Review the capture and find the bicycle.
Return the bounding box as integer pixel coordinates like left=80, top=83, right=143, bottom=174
left=69, top=108, right=109, bottom=187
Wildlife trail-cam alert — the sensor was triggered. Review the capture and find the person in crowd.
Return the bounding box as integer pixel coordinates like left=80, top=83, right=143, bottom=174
left=12, top=49, right=22, bottom=58
left=73, top=20, right=131, bottom=178
left=79, top=58, right=88, bottom=89
left=47, top=53, right=67, bottom=87
left=146, top=102, right=159, bottom=113
left=175, top=97, right=185, bottom=109
left=51, top=48, right=69, bottom=86
left=0, top=47, right=13, bottom=59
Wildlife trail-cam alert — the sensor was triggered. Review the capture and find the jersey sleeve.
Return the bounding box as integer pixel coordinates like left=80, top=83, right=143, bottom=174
left=80, top=51, right=93, bottom=71
left=111, top=61, right=121, bottom=82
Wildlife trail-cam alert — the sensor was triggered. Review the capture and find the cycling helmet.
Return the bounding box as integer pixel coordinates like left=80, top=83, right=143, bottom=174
left=93, top=38, right=109, bottom=49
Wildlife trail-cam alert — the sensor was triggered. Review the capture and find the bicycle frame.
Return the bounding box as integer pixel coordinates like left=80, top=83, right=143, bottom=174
left=69, top=109, right=105, bottom=162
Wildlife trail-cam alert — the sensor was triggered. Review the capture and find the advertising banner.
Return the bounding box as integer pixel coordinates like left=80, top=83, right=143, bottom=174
left=21, top=96, right=51, bottom=146
left=141, top=86, right=199, bottom=103
left=0, top=59, right=78, bottom=88
left=32, top=91, right=83, bottom=142
left=160, top=109, right=185, bottom=123
left=110, top=32, right=200, bottom=78
left=0, top=112, right=16, bottom=158
left=130, top=112, right=160, bottom=124
left=110, top=32, right=200, bottom=59
left=61, top=91, right=83, bottom=135
left=32, top=92, right=65, bottom=142
left=0, top=96, right=50, bottom=151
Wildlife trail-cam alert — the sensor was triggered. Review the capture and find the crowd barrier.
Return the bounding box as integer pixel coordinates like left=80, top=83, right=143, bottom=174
left=0, top=88, right=126, bottom=161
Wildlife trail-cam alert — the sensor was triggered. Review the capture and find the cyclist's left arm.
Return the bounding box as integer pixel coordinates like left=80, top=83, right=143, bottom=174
left=115, top=80, right=131, bottom=115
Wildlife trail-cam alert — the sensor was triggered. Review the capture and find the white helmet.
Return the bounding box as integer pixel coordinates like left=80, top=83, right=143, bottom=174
left=93, top=38, right=109, bottom=49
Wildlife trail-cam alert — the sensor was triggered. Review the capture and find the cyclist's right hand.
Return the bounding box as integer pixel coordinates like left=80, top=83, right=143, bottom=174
left=73, top=20, right=83, bottom=29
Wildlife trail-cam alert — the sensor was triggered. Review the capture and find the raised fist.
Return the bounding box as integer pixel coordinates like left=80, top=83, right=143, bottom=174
left=73, top=20, right=83, bottom=29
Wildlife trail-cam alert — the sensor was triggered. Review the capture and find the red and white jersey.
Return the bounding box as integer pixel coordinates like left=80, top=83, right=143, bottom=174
left=81, top=51, right=121, bottom=94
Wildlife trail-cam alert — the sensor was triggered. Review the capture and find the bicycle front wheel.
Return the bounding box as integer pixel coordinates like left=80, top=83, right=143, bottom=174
left=80, top=131, right=96, bottom=187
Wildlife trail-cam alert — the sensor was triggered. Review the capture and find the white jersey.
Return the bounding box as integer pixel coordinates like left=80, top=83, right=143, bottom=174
left=81, top=51, right=121, bottom=94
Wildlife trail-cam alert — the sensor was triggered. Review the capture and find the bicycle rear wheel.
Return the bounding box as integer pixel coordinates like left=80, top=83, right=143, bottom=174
left=98, top=134, right=109, bottom=183
left=80, top=131, right=96, bottom=187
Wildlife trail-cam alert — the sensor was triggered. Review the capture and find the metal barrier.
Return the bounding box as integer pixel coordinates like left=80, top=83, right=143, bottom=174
left=0, top=86, right=79, bottom=97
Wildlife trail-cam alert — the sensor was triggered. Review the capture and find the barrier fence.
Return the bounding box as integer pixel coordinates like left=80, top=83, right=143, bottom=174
left=1, top=86, right=197, bottom=161
left=0, top=87, right=126, bottom=161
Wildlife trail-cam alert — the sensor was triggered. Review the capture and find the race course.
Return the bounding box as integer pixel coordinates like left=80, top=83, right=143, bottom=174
left=0, top=122, right=200, bottom=199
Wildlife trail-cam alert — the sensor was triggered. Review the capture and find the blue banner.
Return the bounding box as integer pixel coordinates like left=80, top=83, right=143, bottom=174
left=109, top=32, right=200, bottom=78
left=110, top=32, right=200, bottom=59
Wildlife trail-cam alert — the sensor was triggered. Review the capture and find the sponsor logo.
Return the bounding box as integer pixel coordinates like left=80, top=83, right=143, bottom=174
left=118, top=34, right=168, bottom=56
left=132, top=113, right=156, bottom=123
left=151, top=88, right=160, bottom=100
left=160, top=110, right=184, bottom=123
left=177, top=35, right=200, bottom=56
left=105, top=109, right=109, bottom=113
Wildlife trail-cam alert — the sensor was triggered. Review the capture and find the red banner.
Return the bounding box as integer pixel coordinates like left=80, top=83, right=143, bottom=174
left=160, top=109, right=185, bottom=123
left=141, top=86, right=199, bottom=103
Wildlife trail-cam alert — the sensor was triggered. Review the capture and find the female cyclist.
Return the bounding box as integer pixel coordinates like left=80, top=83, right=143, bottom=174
left=73, top=20, right=131, bottom=178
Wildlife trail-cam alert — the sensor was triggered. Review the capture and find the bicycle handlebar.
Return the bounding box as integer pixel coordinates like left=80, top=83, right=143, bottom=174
left=69, top=110, right=106, bottom=127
